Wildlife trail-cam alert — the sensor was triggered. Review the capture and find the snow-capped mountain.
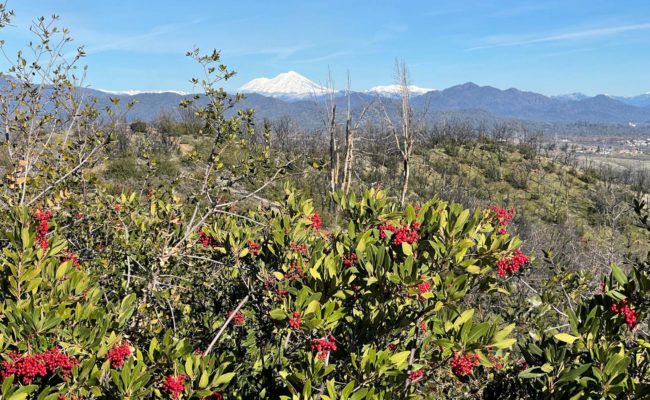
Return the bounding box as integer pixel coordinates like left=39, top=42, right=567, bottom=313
left=367, top=84, right=435, bottom=97
left=554, top=92, right=650, bottom=108
left=552, top=92, right=589, bottom=102
left=239, top=71, right=327, bottom=100
left=613, top=93, right=650, bottom=108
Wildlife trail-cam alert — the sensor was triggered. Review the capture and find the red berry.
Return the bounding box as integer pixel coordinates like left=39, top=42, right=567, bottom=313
left=611, top=299, right=637, bottom=329
left=378, top=222, right=419, bottom=245
left=230, top=311, right=246, bottom=326
left=450, top=352, right=479, bottom=377
left=408, top=368, right=425, bottom=382
left=310, top=212, right=322, bottom=231
left=1, top=348, right=77, bottom=384
left=197, top=227, right=217, bottom=248
left=288, top=311, right=302, bottom=330
left=247, top=240, right=261, bottom=255
left=162, top=374, right=185, bottom=399
left=107, top=341, right=132, bottom=369
left=497, top=249, right=529, bottom=278
left=32, top=208, right=53, bottom=251
left=310, top=336, right=337, bottom=360
left=488, top=205, right=515, bottom=235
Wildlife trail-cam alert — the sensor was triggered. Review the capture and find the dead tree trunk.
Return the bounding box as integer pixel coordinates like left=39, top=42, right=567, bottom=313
left=342, top=74, right=353, bottom=195
left=396, top=60, right=413, bottom=207
left=329, top=103, right=338, bottom=210
left=379, top=60, right=414, bottom=207
left=324, top=74, right=339, bottom=212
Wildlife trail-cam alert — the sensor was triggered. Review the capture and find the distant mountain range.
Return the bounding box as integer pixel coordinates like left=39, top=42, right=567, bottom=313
left=3, top=72, right=650, bottom=129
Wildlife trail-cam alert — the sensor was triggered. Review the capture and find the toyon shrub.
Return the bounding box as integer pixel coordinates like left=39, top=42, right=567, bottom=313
left=0, top=185, right=647, bottom=399
left=0, top=208, right=235, bottom=399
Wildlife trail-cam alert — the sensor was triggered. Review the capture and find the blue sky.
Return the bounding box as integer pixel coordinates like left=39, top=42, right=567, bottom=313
left=2, top=0, right=650, bottom=96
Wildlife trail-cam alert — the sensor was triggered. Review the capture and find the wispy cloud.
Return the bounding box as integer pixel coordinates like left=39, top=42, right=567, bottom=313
left=487, top=3, right=556, bottom=18
left=468, top=22, right=650, bottom=50
left=294, top=50, right=353, bottom=64
left=369, top=23, right=408, bottom=45
left=66, top=18, right=205, bottom=57
left=226, top=45, right=307, bottom=61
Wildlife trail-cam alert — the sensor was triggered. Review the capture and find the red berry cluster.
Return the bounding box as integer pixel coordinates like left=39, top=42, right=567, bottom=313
left=107, top=341, right=132, bottom=369
left=311, top=336, right=337, bottom=360
left=611, top=299, right=638, bottom=329
left=288, top=311, right=302, bottom=329
left=387, top=343, right=397, bottom=351
left=274, top=288, right=289, bottom=300
left=419, top=321, right=427, bottom=332
left=379, top=222, right=420, bottom=246
left=247, top=240, right=261, bottom=255
left=488, top=205, right=515, bottom=235
left=230, top=311, right=246, bottom=326
left=203, top=392, right=223, bottom=400
left=496, top=249, right=529, bottom=278
left=408, top=368, right=425, bottom=382
left=450, top=352, right=479, bottom=377
left=487, top=355, right=503, bottom=370
left=197, top=228, right=217, bottom=248
left=113, top=203, right=122, bottom=213
left=57, top=395, right=84, bottom=400
left=263, top=275, right=277, bottom=290
left=310, top=212, right=322, bottom=231
left=1, top=348, right=77, bottom=384
left=290, top=242, right=308, bottom=256
left=162, top=374, right=186, bottom=399
left=417, top=279, right=431, bottom=295
left=33, top=208, right=53, bottom=251
left=284, top=260, right=305, bottom=281
left=60, top=251, right=81, bottom=269
left=342, top=253, right=357, bottom=268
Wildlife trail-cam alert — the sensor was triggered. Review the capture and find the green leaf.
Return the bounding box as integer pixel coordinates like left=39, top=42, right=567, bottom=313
left=389, top=351, right=410, bottom=367
left=405, top=205, right=416, bottom=222
left=198, top=370, right=209, bottom=388
left=554, top=333, right=579, bottom=344
left=303, top=379, right=312, bottom=398
left=492, top=338, right=516, bottom=349
left=467, top=323, right=490, bottom=343
left=493, top=324, right=515, bottom=342
left=453, top=309, right=474, bottom=329
left=466, top=265, right=481, bottom=274
left=610, top=264, right=627, bottom=286
left=270, top=309, right=287, bottom=320
left=8, top=385, right=38, bottom=400
left=541, top=363, right=554, bottom=373
left=309, top=267, right=322, bottom=280
left=401, top=242, right=413, bottom=256
left=519, top=368, right=546, bottom=379
left=341, top=381, right=355, bottom=399
left=558, top=363, right=592, bottom=383
left=213, top=372, right=235, bottom=386
left=306, top=300, right=320, bottom=315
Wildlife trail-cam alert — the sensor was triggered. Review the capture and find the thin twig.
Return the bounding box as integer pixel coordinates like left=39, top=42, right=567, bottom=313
left=205, top=295, right=249, bottom=355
